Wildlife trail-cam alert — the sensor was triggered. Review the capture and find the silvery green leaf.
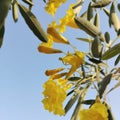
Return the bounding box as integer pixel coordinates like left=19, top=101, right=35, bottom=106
left=76, top=37, right=92, bottom=43
left=102, top=43, right=120, bottom=60
left=18, top=3, right=48, bottom=42
left=91, top=0, right=112, bottom=8
left=74, top=17, right=105, bottom=41
left=114, top=54, right=120, bottom=66
left=94, top=13, right=100, bottom=30
left=12, top=0, right=18, bottom=22
left=91, top=36, right=103, bottom=58
left=87, top=2, right=93, bottom=22
left=65, top=93, right=79, bottom=114
left=0, top=25, right=5, bottom=48
left=105, top=32, right=110, bottom=44
left=98, top=74, right=112, bottom=98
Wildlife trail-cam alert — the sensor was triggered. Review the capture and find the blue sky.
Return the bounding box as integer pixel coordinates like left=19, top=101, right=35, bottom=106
left=0, top=0, right=120, bottom=120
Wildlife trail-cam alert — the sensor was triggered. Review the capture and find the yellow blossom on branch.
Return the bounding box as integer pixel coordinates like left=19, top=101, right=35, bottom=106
left=45, top=0, right=67, bottom=16
left=48, top=4, right=79, bottom=33
left=57, top=4, right=79, bottom=33
left=60, top=51, right=85, bottom=79
left=79, top=102, right=108, bottom=120
left=45, top=67, right=65, bottom=76
left=38, top=34, right=62, bottom=54
left=42, top=77, right=72, bottom=116
left=47, top=26, right=70, bottom=44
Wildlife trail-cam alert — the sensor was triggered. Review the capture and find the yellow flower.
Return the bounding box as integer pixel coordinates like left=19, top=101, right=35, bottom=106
left=60, top=51, right=85, bottom=79
left=47, top=26, right=70, bottom=44
left=42, top=78, right=67, bottom=116
left=38, top=34, right=62, bottom=54
left=79, top=102, right=108, bottom=120
left=56, top=4, right=78, bottom=33
left=45, top=68, right=65, bottom=76
left=45, top=0, right=67, bottom=16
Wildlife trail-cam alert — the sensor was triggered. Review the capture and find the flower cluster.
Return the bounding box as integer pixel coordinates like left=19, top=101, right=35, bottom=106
left=49, top=4, right=78, bottom=33
left=45, top=0, right=67, bottom=16
left=79, top=100, right=108, bottom=120
left=40, top=0, right=120, bottom=119
left=42, top=68, right=73, bottom=115
left=42, top=78, right=66, bottom=115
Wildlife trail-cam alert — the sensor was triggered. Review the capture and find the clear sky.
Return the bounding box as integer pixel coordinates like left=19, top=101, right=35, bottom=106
left=0, top=0, right=120, bottom=120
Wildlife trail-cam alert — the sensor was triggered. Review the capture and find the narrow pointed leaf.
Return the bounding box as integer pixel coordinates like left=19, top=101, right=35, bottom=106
left=87, top=2, right=93, bottom=22
left=91, top=0, right=111, bottom=8
left=91, top=36, right=103, bottom=58
left=65, top=93, right=79, bottom=114
left=103, top=8, right=110, bottom=17
left=81, top=99, right=95, bottom=105
left=98, top=74, right=112, bottom=98
left=67, top=90, right=74, bottom=96
left=0, top=25, right=5, bottom=48
left=88, top=58, right=102, bottom=64
left=110, top=3, right=120, bottom=32
left=114, top=54, right=120, bottom=66
left=12, top=1, right=18, bottom=22
left=72, top=0, right=84, bottom=16
left=22, top=0, right=34, bottom=6
left=74, top=17, right=105, bottom=41
left=68, top=77, right=81, bottom=81
left=94, top=13, right=100, bottom=30
left=102, top=43, right=120, bottom=60
left=105, top=32, right=110, bottom=44
left=18, top=3, right=47, bottom=42
left=118, top=3, right=120, bottom=12
left=106, top=103, right=116, bottom=120
left=76, top=37, right=92, bottom=43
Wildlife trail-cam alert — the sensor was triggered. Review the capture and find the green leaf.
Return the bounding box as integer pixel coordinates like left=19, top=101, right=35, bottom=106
left=76, top=37, right=92, bottom=43
left=74, top=16, right=105, bottom=41
left=22, top=0, right=34, bottom=6
left=65, top=93, right=79, bottom=114
left=67, top=89, right=74, bottom=96
left=87, top=2, right=93, bottom=21
left=105, top=32, right=110, bottom=44
left=18, top=3, right=48, bottom=42
left=70, top=95, right=82, bottom=120
left=98, top=74, right=112, bottom=98
left=43, top=0, right=46, bottom=3
left=114, top=54, right=120, bottom=66
left=94, top=13, right=100, bottom=30
left=106, top=103, right=116, bottom=120
left=118, top=3, right=120, bottom=12
left=102, top=43, right=120, bottom=60
left=0, top=25, right=5, bottom=48
left=68, top=77, right=81, bottom=81
left=91, top=36, right=103, bottom=58
left=12, top=1, right=18, bottom=22
left=81, top=99, right=95, bottom=105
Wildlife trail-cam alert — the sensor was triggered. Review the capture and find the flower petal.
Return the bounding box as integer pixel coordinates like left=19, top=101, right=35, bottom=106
left=47, top=27, right=70, bottom=44
left=38, top=45, right=62, bottom=54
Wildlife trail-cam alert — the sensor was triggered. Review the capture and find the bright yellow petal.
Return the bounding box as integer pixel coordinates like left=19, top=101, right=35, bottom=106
left=91, top=103, right=108, bottom=119
left=38, top=45, right=62, bottom=54
left=52, top=72, right=67, bottom=80
left=80, top=109, right=106, bottom=120
left=45, top=68, right=65, bottom=76
left=40, top=34, right=53, bottom=48
left=67, top=18, right=79, bottom=28
left=45, top=0, right=67, bottom=16
left=42, top=79, right=67, bottom=116
left=60, top=51, right=85, bottom=78
left=47, top=27, right=70, bottom=44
